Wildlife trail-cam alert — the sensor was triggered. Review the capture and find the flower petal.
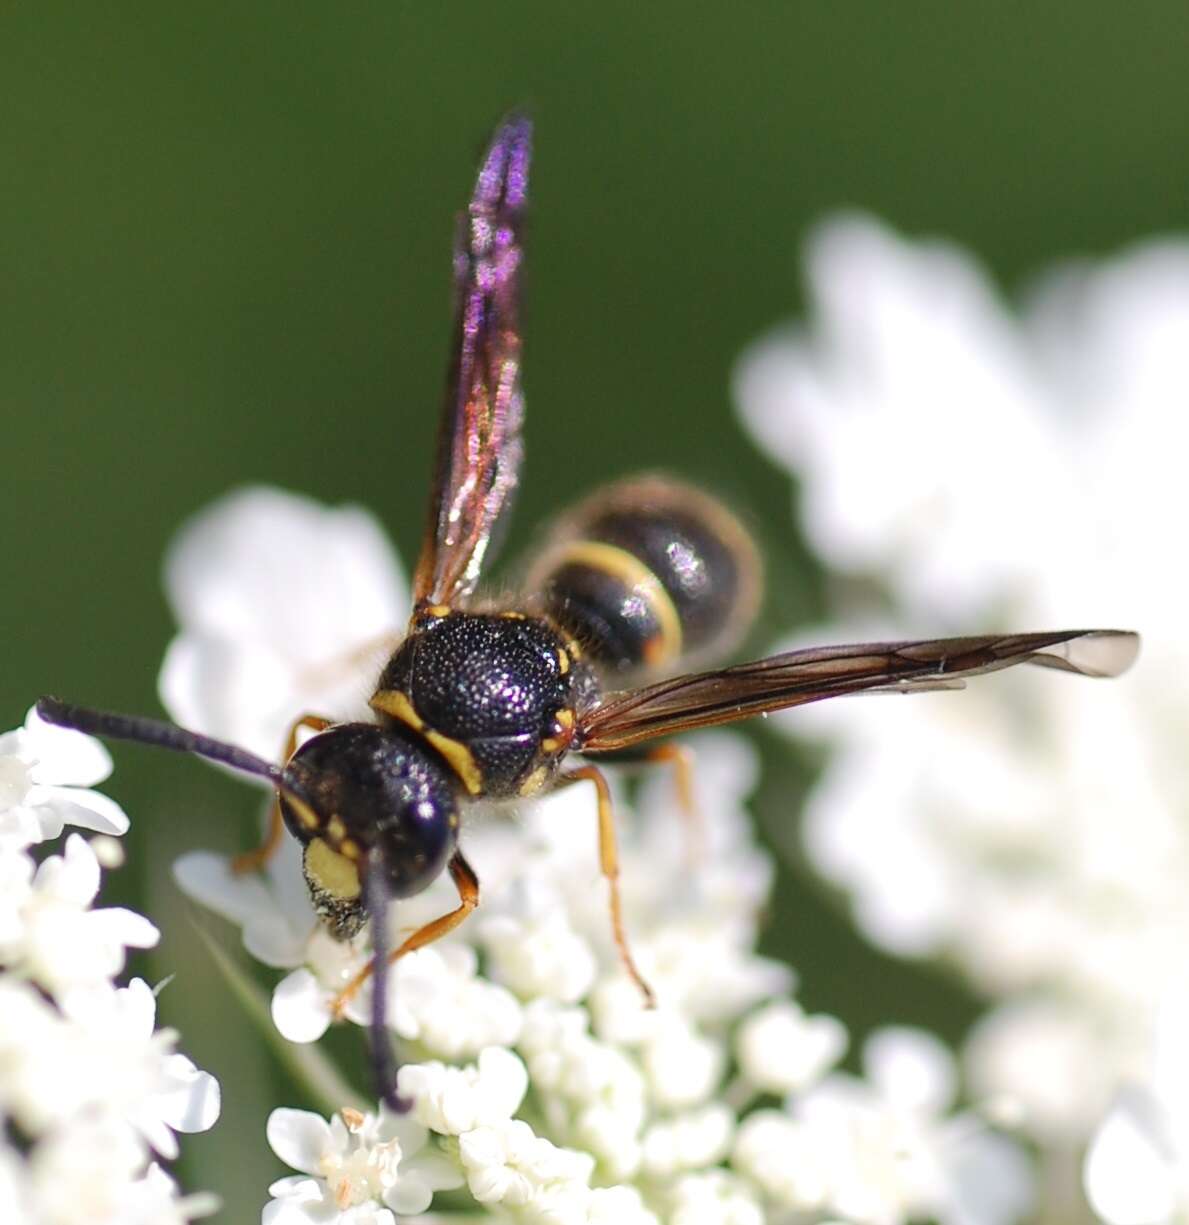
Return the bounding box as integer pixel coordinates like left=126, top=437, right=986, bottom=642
left=271, top=969, right=332, bottom=1043
left=266, top=1108, right=333, bottom=1176
left=24, top=705, right=113, bottom=787
left=29, top=786, right=130, bottom=839
left=1084, top=1089, right=1178, bottom=1225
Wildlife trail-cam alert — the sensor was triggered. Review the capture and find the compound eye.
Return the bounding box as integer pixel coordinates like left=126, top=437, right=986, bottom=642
left=378, top=794, right=457, bottom=899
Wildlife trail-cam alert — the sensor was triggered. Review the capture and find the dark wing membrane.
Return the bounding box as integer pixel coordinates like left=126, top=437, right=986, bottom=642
left=577, top=629, right=1140, bottom=752
left=412, top=115, right=532, bottom=609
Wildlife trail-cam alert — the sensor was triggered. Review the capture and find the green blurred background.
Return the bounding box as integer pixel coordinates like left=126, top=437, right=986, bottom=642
left=5, top=3, right=1189, bottom=1216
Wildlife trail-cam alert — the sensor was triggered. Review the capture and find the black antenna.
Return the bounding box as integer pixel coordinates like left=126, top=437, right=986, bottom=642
left=35, top=697, right=317, bottom=808
left=363, top=848, right=410, bottom=1113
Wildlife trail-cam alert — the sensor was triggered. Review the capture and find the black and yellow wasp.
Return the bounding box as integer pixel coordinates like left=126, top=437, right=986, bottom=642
left=39, top=115, right=1138, bottom=1107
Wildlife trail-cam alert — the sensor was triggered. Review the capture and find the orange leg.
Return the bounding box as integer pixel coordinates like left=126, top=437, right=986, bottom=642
left=331, top=851, right=480, bottom=1019
left=645, top=742, right=703, bottom=867
left=559, top=765, right=657, bottom=1008
left=232, top=713, right=332, bottom=874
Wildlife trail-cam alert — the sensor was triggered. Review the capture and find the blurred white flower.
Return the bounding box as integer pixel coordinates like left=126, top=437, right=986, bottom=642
left=163, top=486, right=1028, bottom=1225
left=159, top=487, right=407, bottom=760
left=0, top=714, right=218, bottom=1222
left=0, top=833, right=157, bottom=998
left=1083, top=979, right=1189, bottom=1225
left=736, top=214, right=1188, bottom=1217
left=0, top=704, right=128, bottom=848
left=734, top=999, right=849, bottom=1096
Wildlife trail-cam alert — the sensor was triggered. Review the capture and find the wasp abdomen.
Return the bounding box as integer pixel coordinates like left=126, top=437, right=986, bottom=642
left=531, top=477, right=760, bottom=677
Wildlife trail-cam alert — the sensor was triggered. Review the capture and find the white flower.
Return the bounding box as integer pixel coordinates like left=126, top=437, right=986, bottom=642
left=173, top=841, right=316, bottom=968
left=159, top=486, right=409, bottom=760
left=1083, top=979, right=1189, bottom=1225
left=174, top=844, right=526, bottom=1051
left=784, top=1029, right=1029, bottom=1225
left=459, top=1117, right=594, bottom=1207
left=398, top=1046, right=528, bottom=1135
left=0, top=704, right=127, bottom=848
left=736, top=214, right=1184, bottom=1213
left=480, top=907, right=598, bottom=1004
left=735, top=999, right=848, bottom=1096
left=0, top=724, right=219, bottom=1218
left=0, top=834, right=158, bottom=997
left=265, top=1105, right=462, bottom=1222
left=731, top=1110, right=831, bottom=1212
left=640, top=1104, right=735, bottom=1178
left=162, top=485, right=1019, bottom=1225
left=666, top=1169, right=764, bottom=1225
left=16, top=1127, right=218, bottom=1225
left=0, top=975, right=219, bottom=1154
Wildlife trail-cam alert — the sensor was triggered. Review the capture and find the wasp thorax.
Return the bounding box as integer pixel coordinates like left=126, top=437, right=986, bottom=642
left=279, top=722, right=461, bottom=938
left=373, top=609, right=584, bottom=798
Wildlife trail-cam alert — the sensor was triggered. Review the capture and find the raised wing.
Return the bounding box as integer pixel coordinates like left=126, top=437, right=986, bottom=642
left=576, top=629, right=1140, bottom=752
left=411, top=114, right=532, bottom=609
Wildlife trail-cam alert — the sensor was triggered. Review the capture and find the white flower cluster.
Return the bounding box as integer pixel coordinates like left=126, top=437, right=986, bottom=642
left=737, top=215, right=1189, bottom=1223
left=0, top=706, right=220, bottom=1224
left=161, top=487, right=1029, bottom=1225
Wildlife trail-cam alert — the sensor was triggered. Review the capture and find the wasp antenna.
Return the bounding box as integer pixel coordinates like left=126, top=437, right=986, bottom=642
left=36, top=696, right=301, bottom=794
left=363, top=850, right=410, bottom=1114
left=474, top=112, right=532, bottom=215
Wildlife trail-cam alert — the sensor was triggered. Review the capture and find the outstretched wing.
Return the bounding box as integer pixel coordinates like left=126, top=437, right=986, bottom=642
left=576, top=629, right=1140, bottom=752
left=411, top=114, right=532, bottom=609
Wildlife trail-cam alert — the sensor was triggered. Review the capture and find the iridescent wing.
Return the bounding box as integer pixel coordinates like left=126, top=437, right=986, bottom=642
left=576, top=629, right=1140, bottom=752
left=411, top=115, right=532, bottom=609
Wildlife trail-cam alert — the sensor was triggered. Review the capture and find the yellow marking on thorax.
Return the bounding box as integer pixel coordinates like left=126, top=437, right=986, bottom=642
left=371, top=689, right=423, bottom=729
left=540, top=706, right=577, bottom=756
left=519, top=765, right=549, bottom=796
left=426, top=604, right=452, bottom=618
left=557, top=540, right=683, bottom=666
left=557, top=649, right=570, bottom=674
left=370, top=688, right=484, bottom=797
left=306, top=836, right=361, bottom=900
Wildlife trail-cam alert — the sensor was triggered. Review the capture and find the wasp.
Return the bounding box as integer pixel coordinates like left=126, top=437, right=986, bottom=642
left=38, top=115, right=1139, bottom=1109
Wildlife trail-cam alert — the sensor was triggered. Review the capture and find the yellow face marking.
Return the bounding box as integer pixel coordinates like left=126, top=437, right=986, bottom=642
left=339, top=838, right=361, bottom=860
left=326, top=815, right=346, bottom=841
left=556, top=540, right=683, bottom=666
left=566, top=637, right=583, bottom=660
left=541, top=737, right=561, bottom=754
left=519, top=765, right=549, bottom=796
left=306, top=837, right=361, bottom=900
left=555, top=708, right=575, bottom=729
left=287, top=794, right=322, bottom=830
left=370, top=688, right=484, bottom=795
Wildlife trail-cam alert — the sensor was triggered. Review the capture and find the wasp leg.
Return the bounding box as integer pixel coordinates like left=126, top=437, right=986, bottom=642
left=559, top=765, right=657, bottom=1008
left=232, top=713, right=333, bottom=875
left=330, top=851, right=479, bottom=1019
left=644, top=742, right=703, bottom=867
